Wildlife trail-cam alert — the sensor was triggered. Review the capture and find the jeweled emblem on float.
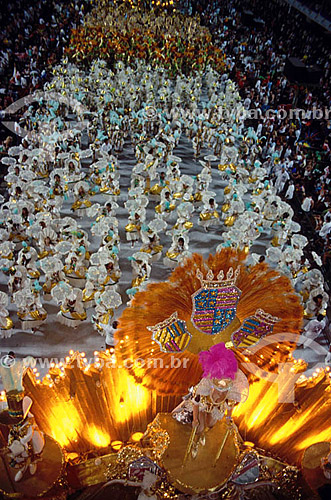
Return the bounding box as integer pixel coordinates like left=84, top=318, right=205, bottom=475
left=191, top=268, right=241, bottom=335
left=232, top=309, right=280, bottom=349
left=147, top=312, right=192, bottom=353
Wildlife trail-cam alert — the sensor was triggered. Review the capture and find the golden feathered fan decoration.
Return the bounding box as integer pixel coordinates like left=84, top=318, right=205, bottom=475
left=116, top=249, right=303, bottom=395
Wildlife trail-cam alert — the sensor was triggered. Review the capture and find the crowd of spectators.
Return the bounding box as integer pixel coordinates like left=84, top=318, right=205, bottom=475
left=300, top=0, right=331, bottom=20
left=0, top=0, right=90, bottom=151
left=188, top=0, right=331, bottom=282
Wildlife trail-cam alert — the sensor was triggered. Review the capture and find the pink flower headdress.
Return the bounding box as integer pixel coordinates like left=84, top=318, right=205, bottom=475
left=199, top=342, right=238, bottom=381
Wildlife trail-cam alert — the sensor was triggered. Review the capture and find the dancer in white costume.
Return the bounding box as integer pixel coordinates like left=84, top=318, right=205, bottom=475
left=52, top=283, right=86, bottom=328
left=0, top=291, right=13, bottom=337
left=127, top=252, right=152, bottom=297
left=14, top=285, right=47, bottom=332
left=199, top=197, right=220, bottom=231
left=40, top=257, right=67, bottom=301
left=303, top=315, right=327, bottom=348
left=140, top=218, right=166, bottom=263
left=164, top=234, right=191, bottom=269
left=92, top=288, right=122, bottom=336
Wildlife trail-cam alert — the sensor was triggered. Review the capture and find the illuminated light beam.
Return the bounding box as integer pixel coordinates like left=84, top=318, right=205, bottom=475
left=22, top=347, right=330, bottom=466
left=47, top=402, right=82, bottom=447
left=233, top=378, right=280, bottom=430
left=268, top=401, right=322, bottom=446
left=245, top=384, right=279, bottom=429
left=87, top=425, right=111, bottom=448
left=295, top=428, right=331, bottom=451
left=233, top=366, right=331, bottom=464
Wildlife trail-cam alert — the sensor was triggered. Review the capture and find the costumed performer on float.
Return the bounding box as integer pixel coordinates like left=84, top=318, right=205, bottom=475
left=172, top=342, right=248, bottom=461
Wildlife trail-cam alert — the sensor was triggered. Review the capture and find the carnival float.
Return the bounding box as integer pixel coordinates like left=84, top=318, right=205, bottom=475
left=0, top=1, right=330, bottom=499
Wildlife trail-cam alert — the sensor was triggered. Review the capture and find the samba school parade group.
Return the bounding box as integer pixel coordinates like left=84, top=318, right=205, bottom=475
left=0, top=1, right=330, bottom=499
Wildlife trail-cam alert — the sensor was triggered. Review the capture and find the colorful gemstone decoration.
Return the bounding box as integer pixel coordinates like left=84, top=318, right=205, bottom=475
left=231, top=309, right=280, bottom=349
left=191, top=267, right=241, bottom=335
left=231, top=452, right=260, bottom=485
left=128, top=456, right=164, bottom=482
left=147, top=312, right=192, bottom=353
